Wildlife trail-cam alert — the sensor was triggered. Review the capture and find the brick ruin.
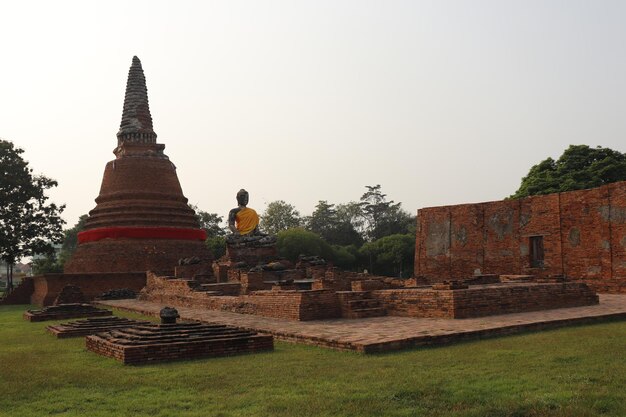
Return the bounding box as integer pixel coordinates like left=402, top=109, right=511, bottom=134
left=24, top=304, right=112, bottom=322
left=414, top=181, right=626, bottom=293
left=139, top=258, right=599, bottom=320
left=86, top=310, right=274, bottom=365
left=47, top=317, right=151, bottom=338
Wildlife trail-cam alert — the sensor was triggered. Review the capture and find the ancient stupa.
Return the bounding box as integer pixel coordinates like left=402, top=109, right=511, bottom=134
left=64, top=56, right=209, bottom=273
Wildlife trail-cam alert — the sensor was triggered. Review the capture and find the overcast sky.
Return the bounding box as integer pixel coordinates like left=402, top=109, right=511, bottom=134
left=1, top=0, right=625, bottom=227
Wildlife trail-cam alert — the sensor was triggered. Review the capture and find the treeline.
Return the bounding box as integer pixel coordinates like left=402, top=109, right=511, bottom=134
left=34, top=185, right=417, bottom=277
left=200, top=185, right=416, bottom=277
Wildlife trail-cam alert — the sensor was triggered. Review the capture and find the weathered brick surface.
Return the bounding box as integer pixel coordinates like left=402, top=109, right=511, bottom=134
left=31, top=272, right=147, bottom=306
left=24, top=304, right=112, bottom=322
left=415, top=182, right=626, bottom=293
left=86, top=322, right=273, bottom=364
left=0, top=277, right=34, bottom=305
left=53, top=285, right=87, bottom=305
left=139, top=273, right=340, bottom=321
left=47, top=316, right=150, bottom=338
left=65, top=238, right=209, bottom=274
left=372, top=282, right=598, bottom=318
left=97, top=294, right=626, bottom=353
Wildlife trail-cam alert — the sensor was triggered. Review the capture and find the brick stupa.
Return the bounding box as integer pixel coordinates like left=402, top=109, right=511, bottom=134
left=64, top=56, right=210, bottom=273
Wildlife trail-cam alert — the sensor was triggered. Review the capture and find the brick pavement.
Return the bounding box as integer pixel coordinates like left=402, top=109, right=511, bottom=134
left=95, top=294, right=626, bottom=353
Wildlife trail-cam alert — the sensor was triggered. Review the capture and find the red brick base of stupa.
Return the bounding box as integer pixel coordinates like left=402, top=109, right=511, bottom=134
left=64, top=238, right=211, bottom=274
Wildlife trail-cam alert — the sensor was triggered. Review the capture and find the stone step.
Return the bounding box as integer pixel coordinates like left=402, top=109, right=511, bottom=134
left=344, top=307, right=386, bottom=319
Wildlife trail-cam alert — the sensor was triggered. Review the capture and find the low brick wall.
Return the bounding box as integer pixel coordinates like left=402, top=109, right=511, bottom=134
left=0, top=277, right=34, bottom=305
left=371, top=289, right=455, bottom=318
left=31, top=273, right=147, bottom=306
left=372, top=282, right=599, bottom=319
left=140, top=272, right=340, bottom=321
left=580, top=278, right=626, bottom=294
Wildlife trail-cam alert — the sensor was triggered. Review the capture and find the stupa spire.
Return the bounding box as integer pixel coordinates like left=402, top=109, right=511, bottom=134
left=117, top=56, right=157, bottom=145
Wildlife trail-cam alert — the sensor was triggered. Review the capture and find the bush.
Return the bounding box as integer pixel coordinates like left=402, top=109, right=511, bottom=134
left=276, top=228, right=334, bottom=262
left=206, top=236, right=226, bottom=259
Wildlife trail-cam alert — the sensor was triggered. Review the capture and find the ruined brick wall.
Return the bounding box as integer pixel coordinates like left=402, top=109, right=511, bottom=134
left=31, top=272, right=147, bottom=306
left=414, top=181, right=626, bottom=293
left=64, top=238, right=209, bottom=274
left=140, top=273, right=340, bottom=321
left=372, top=283, right=598, bottom=318
left=0, top=277, right=34, bottom=305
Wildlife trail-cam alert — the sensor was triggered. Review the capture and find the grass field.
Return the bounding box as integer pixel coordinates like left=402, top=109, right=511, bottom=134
left=0, top=305, right=624, bottom=417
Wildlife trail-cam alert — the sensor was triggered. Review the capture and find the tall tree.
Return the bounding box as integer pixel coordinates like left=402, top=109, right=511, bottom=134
left=260, top=200, right=302, bottom=235
left=359, top=185, right=413, bottom=241
left=511, top=145, right=626, bottom=198
left=359, top=234, right=415, bottom=277
left=189, top=204, right=226, bottom=238
left=0, top=140, right=65, bottom=290
left=306, top=200, right=364, bottom=247
left=58, top=214, right=88, bottom=265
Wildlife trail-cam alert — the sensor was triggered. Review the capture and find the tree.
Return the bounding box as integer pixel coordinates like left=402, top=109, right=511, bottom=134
left=57, top=214, right=88, bottom=266
left=206, top=236, right=226, bottom=259
left=511, top=145, right=626, bottom=198
left=189, top=204, right=226, bottom=238
left=359, top=185, right=414, bottom=241
left=306, top=200, right=364, bottom=247
left=359, top=234, right=415, bottom=277
left=260, top=200, right=302, bottom=235
left=0, top=140, right=65, bottom=290
left=276, top=228, right=333, bottom=262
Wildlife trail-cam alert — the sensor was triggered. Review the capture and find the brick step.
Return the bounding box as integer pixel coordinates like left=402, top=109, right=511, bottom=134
left=347, top=299, right=382, bottom=309
left=345, top=307, right=386, bottom=319
left=336, top=291, right=372, bottom=301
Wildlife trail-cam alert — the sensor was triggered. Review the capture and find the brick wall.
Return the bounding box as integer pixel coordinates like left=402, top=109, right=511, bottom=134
left=31, top=272, right=147, bottom=306
left=140, top=272, right=340, bottom=321
left=372, top=282, right=598, bottom=318
left=415, top=181, right=626, bottom=293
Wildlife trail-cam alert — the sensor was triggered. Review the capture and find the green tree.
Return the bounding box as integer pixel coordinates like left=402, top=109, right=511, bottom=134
left=0, top=140, right=65, bottom=289
left=261, top=200, right=302, bottom=235
left=276, top=228, right=333, bottom=262
left=57, top=214, right=88, bottom=266
left=511, top=145, right=626, bottom=198
left=306, top=200, right=364, bottom=247
left=189, top=205, right=226, bottom=238
left=32, top=253, right=63, bottom=275
left=360, top=185, right=414, bottom=241
left=206, top=236, right=226, bottom=259
left=359, top=234, right=415, bottom=277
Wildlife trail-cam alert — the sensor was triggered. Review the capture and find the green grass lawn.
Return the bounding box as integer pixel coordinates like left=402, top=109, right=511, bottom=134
left=0, top=305, right=624, bottom=417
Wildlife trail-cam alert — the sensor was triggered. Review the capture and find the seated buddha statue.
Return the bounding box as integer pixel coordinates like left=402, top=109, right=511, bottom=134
left=226, top=189, right=276, bottom=246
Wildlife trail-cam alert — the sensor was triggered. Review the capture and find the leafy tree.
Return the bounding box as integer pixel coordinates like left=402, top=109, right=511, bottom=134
left=57, top=214, right=88, bottom=266
left=511, top=145, right=626, bottom=198
left=330, top=244, right=359, bottom=270
left=261, top=200, right=302, bottom=235
left=0, top=140, right=65, bottom=290
left=32, top=253, right=63, bottom=275
left=206, top=235, right=226, bottom=259
left=276, top=228, right=333, bottom=262
left=306, top=200, right=364, bottom=247
left=359, top=185, right=414, bottom=241
left=359, top=234, right=415, bottom=277
left=190, top=205, right=226, bottom=238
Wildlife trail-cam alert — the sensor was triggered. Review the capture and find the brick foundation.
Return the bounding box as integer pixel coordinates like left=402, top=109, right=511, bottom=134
left=371, top=282, right=599, bottom=318
left=86, top=322, right=273, bottom=364
left=139, top=272, right=340, bottom=321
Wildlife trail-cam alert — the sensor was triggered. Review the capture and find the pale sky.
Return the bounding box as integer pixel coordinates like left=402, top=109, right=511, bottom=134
left=1, top=1, right=625, bottom=228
